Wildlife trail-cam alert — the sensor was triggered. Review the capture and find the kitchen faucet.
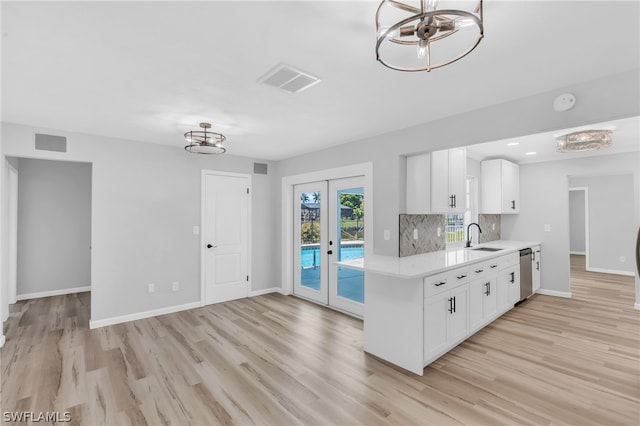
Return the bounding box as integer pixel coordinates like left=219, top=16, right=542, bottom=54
left=465, top=223, right=482, bottom=248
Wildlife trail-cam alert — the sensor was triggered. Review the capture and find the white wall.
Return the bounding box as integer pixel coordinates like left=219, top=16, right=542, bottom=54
left=569, top=189, right=586, bottom=254
left=501, top=153, right=639, bottom=297
left=569, top=174, right=635, bottom=275
left=1, top=123, right=278, bottom=324
left=15, top=158, right=92, bottom=296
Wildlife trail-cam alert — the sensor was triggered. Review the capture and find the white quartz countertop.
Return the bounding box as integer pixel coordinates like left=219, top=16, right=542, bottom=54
left=336, top=240, right=540, bottom=279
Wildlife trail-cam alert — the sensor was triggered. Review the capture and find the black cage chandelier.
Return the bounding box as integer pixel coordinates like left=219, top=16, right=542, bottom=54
left=184, top=122, right=226, bottom=155
left=376, top=0, right=484, bottom=72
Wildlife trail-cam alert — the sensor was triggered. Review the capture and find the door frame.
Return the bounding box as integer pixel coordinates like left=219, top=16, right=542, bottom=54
left=281, top=162, right=373, bottom=296
left=7, top=162, right=18, bottom=305
left=200, top=170, right=252, bottom=306
left=568, top=186, right=589, bottom=269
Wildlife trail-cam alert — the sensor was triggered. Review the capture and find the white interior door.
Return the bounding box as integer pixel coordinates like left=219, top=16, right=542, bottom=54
left=293, top=182, right=328, bottom=304
left=203, top=172, right=250, bottom=305
left=328, top=177, right=365, bottom=316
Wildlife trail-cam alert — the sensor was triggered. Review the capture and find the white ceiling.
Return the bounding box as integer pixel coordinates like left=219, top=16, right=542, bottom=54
left=465, top=116, right=640, bottom=164
left=2, top=1, right=639, bottom=161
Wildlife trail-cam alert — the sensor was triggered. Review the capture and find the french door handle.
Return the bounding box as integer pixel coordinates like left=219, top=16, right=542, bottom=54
left=206, top=244, right=216, bottom=249
left=327, top=250, right=333, bottom=255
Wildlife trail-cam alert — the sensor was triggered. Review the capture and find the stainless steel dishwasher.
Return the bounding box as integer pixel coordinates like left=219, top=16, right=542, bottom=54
left=519, top=248, right=533, bottom=302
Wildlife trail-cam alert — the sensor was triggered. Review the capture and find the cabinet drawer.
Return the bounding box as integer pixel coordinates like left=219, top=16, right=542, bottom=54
left=470, top=261, right=491, bottom=279
left=424, top=267, right=469, bottom=297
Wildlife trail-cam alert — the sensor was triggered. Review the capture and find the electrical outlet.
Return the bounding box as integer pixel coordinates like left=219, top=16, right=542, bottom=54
left=147, top=283, right=155, bottom=293
left=413, top=228, right=418, bottom=240
left=172, top=281, right=180, bottom=292
left=384, top=229, right=390, bottom=241
left=619, top=256, right=626, bottom=263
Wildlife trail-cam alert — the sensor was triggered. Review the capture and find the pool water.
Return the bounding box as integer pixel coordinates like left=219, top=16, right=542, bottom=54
left=300, top=245, right=364, bottom=303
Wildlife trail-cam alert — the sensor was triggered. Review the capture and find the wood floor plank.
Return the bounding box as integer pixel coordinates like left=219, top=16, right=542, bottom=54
left=1, top=254, right=638, bottom=425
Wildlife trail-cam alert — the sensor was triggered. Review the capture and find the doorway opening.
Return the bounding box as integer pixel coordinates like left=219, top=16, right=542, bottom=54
left=568, top=174, right=636, bottom=306
left=6, top=157, right=92, bottom=322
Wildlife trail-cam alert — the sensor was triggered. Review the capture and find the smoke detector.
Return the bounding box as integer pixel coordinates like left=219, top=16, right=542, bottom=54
left=553, top=93, right=576, bottom=112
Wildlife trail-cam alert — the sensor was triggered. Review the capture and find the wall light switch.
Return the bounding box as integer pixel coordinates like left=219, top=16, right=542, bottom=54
left=544, top=224, right=551, bottom=232
left=413, top=228, right=418, bottom=240
left=437, top=227, right=441, bottom=237
left=383, top=229, right=390, bottom=241
left=172, top=281, right=180, bottom=292
left=193, top=226, right=200, bottom=235
left=148, top=283, right=155, bottom=293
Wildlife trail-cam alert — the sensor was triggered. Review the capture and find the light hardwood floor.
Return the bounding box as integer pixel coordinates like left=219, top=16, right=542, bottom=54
left=2, top=256, right=639, bottom=425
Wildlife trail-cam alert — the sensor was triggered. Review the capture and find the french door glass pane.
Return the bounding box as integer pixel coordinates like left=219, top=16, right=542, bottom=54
left=336, top=187, right=364, bottom=304
left=300, top=191, right=321, bottom=290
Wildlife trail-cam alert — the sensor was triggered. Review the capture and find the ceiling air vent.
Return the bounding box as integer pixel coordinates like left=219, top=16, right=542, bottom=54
left=257, top=63, right=321, bottom=94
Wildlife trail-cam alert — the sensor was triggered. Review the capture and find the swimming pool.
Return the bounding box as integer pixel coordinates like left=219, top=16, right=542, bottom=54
left=301, top=245, right=363, bottom=268
left=300, top=244, right=364, bottom=303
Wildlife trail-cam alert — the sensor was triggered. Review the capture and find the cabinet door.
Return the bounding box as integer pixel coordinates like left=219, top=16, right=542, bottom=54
left=406, top=153, right=431, bottom=214
left=448, top=285, right=469, bottom=343
left=468, top=279, right=484, bottom=331
left=509, top=268, right=521, bottom=305
left=430, top=150, right=450, bottom=213
left=501, top=160, right=519, bottom=213
left=482, top=277, right=498, bottom=322
left=424, top=292, right=449, bottom=361
left=448, top=147, right=467, bottom=213
left=532, top=247, right=541, bottom=293
left=496, top=268, right=510, bottom=313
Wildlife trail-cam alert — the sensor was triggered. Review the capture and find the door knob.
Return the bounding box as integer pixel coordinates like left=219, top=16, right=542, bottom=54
left=327, top=250, right=333, bottom=255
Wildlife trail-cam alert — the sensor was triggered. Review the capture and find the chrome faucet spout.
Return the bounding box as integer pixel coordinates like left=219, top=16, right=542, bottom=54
left=465, top=223, right=483, bottom=248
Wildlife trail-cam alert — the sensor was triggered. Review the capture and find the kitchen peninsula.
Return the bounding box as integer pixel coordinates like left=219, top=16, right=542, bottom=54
left=338, top=240, right=540, bottom=375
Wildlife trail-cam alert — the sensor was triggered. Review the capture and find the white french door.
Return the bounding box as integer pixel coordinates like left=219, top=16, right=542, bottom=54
left=203, top=171, right=250, bottom=305
left=293, top=176, right=365, bottom=316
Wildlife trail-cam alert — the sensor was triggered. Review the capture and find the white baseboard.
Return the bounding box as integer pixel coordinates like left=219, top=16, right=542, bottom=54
left=586, top=267, right=635, bottom=277
left=249, top=287, right=281, bottom=297
left=569, top=251, right=586, bottom=255
left=0, top=334, right=5, bottom=348
left=536, top=289, right=572, bottom=298
left=16, top=286, right=91, bottom=301
left=89, top=301, right=201, bottom=329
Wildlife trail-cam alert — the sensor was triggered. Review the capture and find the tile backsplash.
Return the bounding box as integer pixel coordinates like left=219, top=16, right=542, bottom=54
left=479, top=214, right=501, bottom=243
left=399, top=214, right=445, bottom=257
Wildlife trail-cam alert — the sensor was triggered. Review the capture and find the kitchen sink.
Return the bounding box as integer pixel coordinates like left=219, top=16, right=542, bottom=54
left=471, top=247, right=504, bottom=252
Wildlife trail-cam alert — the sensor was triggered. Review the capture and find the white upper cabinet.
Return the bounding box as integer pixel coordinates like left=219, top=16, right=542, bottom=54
left=406, top=148, right=467, bottom=214
left=481, top=159, right=520, bottom=214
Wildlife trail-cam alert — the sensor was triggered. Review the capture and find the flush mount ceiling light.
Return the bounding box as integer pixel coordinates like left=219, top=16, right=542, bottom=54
left=375, top=0, right=484, bottom=72
left=556, top=129, right=613, bottom=153
left=184, top=122, right=226, bottom=155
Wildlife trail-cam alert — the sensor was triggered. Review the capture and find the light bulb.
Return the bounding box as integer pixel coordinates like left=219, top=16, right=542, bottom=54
left=425, top=0, right=440, bottom=11
left=378, top=25, right=399, bottom=39
left=417, top=39, right=428, bottom=59
left=454, top=17, right=476, bottom=29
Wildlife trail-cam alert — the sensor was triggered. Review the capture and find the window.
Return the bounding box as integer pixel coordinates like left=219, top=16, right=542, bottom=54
left=446, top=178, right=477, bottom=246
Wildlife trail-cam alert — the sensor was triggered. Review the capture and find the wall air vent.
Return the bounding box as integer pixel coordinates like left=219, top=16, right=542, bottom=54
left=35, top=133, right=67, bottom=152
left=253, top=163, right=268, bottom=175
left=257, top=63, right=321, bottom=94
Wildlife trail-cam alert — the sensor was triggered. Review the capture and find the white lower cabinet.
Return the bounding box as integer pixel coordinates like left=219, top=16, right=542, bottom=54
left=424, top=284, right=468, bottom=362
left=469, top=277, right=498, bottom=332
left=498, top=266, right=520, bottom=312
left=424, top=252, right=520, bottom=365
